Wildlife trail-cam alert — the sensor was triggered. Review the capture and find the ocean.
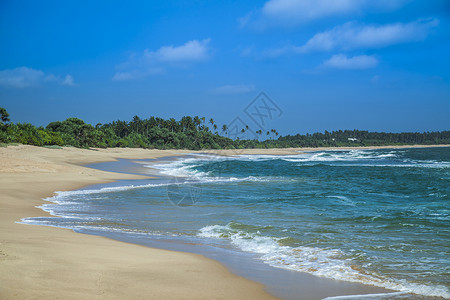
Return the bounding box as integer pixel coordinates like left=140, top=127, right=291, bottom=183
left=21, top=147, right=449, bottom=299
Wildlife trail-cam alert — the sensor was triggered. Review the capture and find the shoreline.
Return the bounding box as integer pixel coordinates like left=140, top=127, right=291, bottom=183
left=78, top=148, right=448, bottom=300
left=0, top=145, right=276, bottom=299
left=1, top=144, right=448, bottom=299
left=205, top=144, right=450, bottom=156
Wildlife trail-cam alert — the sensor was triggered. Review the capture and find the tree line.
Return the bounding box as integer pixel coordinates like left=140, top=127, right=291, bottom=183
left=0, top=107, right=449, bottom=149
left=278, top=130, right=450, bottom=147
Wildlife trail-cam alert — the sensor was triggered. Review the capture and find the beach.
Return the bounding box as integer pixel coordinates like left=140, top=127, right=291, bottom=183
left=1, top=144, right=448, bottom=299
left=2, top=0, right=448, bottom=298
left=0, top=145, right=277, bottom=299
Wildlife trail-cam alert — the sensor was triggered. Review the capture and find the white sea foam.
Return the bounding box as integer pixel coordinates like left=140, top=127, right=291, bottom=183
left=148, top=155, right=276, bottom=183
left=150, top=150, right=449, bottom=175
left=326, top=195, right=356, bottom=206
left=45, top=182, right=169, bottom=199
left=281, top=150, right=398, bottom=163
left=41, top=175, right=264, bottom=204
left=280, top=150, right=450, bottom=169
left=198, top=223, right=450, bottom=299
left=151, top=158, right=209, bottom=178
left=20, top=182, right=178, bottom=223
left=320, top=163, right=450, bottom=169
left=19, top=218, right=172, bottom=238
left=321, top=291, right=410, bottom=299
left=234, top=151, right=397, bottom=163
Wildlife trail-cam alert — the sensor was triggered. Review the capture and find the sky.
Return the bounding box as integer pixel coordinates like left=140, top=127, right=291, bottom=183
left=1, top=0, right=449, bottom=135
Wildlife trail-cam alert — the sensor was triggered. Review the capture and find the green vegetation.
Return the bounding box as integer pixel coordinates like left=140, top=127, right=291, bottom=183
left=278, top=130, right=450, bottom=147
left=0, top=107, right=449, bottom=149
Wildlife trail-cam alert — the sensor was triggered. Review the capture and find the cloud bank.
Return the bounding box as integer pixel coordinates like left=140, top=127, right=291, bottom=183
left=242, top=0, right=408, bottom=29
left=322, top=54, right=378, bottom=69
left=0, top=67, right=76, bottom=88
left=299, top=18, right=439, bottom=52
left=113, top=39, right=212, bottom=81
left=263, top=18, right=439, bottom=58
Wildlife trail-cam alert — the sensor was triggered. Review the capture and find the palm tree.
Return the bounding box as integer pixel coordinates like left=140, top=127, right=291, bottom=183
left=0, top=107, right=10, bottom=127
left=193, top=116, right=201, bottom=131
left=222, top=124, right=228, bottom=136
left=256, top=129, right=262, bottom=140
left=270, top=129, right=276, bottom=140
left=116, top=120, right=129, bottom=138
left=201, top=117, right=206, bottom=130
left=181, top=116, right=193, bottom=131
left=168, top=118, right=177, bottom=132
left=131, top=115, right=142, bottom=134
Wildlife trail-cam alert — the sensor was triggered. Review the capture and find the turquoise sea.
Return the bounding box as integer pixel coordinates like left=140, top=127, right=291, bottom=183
left=22, top=147, right=450, bottom=299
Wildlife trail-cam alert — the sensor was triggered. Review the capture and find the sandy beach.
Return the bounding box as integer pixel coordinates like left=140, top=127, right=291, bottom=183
left=1, top=144, right=448, bottom=299
left=0, top=145, right=278, bottom=299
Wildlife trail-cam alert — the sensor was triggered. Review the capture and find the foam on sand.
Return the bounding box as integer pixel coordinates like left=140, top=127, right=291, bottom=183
left=198, top=223, right=450, bottom=299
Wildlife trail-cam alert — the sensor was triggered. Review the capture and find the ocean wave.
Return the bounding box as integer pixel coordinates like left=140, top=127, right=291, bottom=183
left=44, top=183, right=170, bottom=199
left=197, top=223, right=450, bottom=299
left=148, top=155, right=283, bottom=183
left=231, top=151, right=399, bottom=163
left=326, top=195, right=356, bottom=206
left=296, top=162, right=450, bottom=169
left=19, top=217, right=173, bottom=238
left=240, top=150, right=448, bottom=169
left=322, top=291, right=410, bottom=299
left=149, top=151, right=449, bottom=181
left=281, top=150, right=398, bottom=163
left=41, top=176, right=269, bottom=202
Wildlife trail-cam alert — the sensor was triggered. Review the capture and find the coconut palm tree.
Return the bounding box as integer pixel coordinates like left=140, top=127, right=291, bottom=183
left=0, top=107, right=10, bottom=127
left=222, top=124, right=228, bottom=136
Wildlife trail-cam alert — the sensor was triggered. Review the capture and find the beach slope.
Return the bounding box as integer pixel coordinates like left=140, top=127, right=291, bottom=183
left=0, top=145, right=276, bottom=299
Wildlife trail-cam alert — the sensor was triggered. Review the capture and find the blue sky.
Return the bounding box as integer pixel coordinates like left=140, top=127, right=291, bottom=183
left=0, top=0, right=449, bottom=135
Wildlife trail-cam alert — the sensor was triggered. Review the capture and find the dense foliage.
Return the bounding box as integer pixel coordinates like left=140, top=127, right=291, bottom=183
left=0, top=107, right=449, bottom=149
left=278, top=130, right=450, bottom=147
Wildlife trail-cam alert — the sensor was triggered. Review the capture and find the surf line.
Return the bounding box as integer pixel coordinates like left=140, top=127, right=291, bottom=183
left=322, top=291, right=409, bottom=300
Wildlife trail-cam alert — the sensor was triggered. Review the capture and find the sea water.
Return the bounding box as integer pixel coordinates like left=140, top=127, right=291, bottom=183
left=21, top=147, right=450, bottom=299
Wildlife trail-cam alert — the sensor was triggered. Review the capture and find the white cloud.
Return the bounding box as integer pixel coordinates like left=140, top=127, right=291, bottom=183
left=238, top=12, right=254, bottom=28
left=299, top=18, right=439, bottom=52
left=112, top=67, right=164, bottom=81
left=0, top=67, right=44, bottom=88
left=210, top=84, right=255, bottom=95
left=0, top=67, right=76, bottom=88
left=263, top=0, right=360, bottom=23
left=244, top=0, right=407, bottom=29
left=322, top=54, right=378, bottom=69
left=113, top=39, right=212, bottom=81
left=112, top=72, right=135, bottom=81
left=262, top=18, right=439, bottom=58
left=61, top=74, right=76, bottom=86
left=153, top=39, right=211, bottom=63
